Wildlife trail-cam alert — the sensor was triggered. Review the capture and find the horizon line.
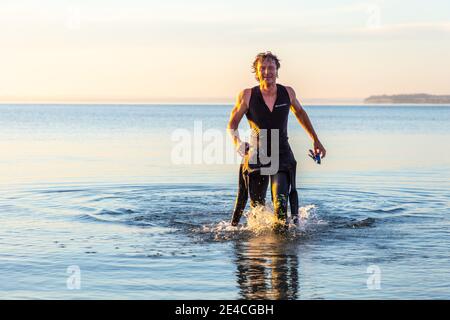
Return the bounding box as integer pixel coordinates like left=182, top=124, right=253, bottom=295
left=0, top=97, right=365, bottom=105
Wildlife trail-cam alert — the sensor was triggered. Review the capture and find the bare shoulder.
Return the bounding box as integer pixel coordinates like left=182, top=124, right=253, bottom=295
left=237, top=88, right=252, bottom=107
left=242, top=88, right=252, bottom=100
left=284, top=86, right=297, bottom=103
left=285, top=86, right=303, bottom=112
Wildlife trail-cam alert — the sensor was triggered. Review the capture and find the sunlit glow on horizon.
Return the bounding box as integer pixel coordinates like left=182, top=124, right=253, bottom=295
left=1, top=0, right=450, bottom=103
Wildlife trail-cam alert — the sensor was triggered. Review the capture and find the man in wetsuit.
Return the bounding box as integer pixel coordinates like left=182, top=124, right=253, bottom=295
left=227, top=51, right=326, bottom=226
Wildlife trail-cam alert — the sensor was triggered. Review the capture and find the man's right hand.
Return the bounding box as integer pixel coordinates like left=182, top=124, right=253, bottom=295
left=236, top=142, right=250, bottom=157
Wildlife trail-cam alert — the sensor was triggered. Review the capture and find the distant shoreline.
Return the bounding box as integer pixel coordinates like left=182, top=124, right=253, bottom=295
left=1, top=101, right=450, bottom=107
left=365, top=94, right=450, bottom=104
left=2, top=95, right=450, bottom=106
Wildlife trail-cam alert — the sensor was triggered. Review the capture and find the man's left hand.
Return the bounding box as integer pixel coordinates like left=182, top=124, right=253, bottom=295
left=313, top=139, right=326, bottom=158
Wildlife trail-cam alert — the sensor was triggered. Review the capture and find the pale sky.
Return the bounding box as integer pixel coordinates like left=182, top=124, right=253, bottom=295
left=1, top=0, right=450, bottom=103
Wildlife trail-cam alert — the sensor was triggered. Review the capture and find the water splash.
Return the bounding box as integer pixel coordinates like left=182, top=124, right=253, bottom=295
left=245, top=204, right=282, bottom=234
left=199, top=204, right=322, bottom=240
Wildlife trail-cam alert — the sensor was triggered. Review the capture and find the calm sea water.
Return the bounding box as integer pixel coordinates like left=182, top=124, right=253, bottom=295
left=0, top=104, right=449, bottom=299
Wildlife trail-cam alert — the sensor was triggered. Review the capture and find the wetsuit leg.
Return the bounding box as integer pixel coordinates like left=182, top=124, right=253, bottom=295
left=231, top=164, right=248, bottom=226
left=248, top=170, right=270, bottom=209
left=288, top=166, right=299, bottom=223
left=270, top=171, right=290, bottom=221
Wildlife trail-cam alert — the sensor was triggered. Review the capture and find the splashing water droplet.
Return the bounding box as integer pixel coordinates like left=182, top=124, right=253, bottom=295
left=198, top=204, right=322, bottom=241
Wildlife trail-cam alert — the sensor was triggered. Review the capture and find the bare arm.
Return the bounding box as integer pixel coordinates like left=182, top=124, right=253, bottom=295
left=287, top=87, right=327, bottom=158
left=227, top=89, right=250, bottom=154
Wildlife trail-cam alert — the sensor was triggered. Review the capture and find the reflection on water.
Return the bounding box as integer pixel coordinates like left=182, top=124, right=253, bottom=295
left=233, top=234, right=299, bottom=300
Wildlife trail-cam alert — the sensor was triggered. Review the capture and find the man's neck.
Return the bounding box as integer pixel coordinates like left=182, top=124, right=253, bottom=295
left=259, top=82, right=277, bottom=95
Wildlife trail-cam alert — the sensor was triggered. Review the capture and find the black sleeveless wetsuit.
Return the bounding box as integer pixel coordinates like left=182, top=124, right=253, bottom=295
left=231, top=84, right=299, bottom=225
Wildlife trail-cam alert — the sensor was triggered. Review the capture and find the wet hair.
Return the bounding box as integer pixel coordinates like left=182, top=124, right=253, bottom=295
left=251, top=51, right=281, bottom=81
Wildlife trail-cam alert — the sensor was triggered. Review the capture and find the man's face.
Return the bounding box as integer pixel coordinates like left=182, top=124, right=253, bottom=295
left=256, top=58, right=278, bottom=85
